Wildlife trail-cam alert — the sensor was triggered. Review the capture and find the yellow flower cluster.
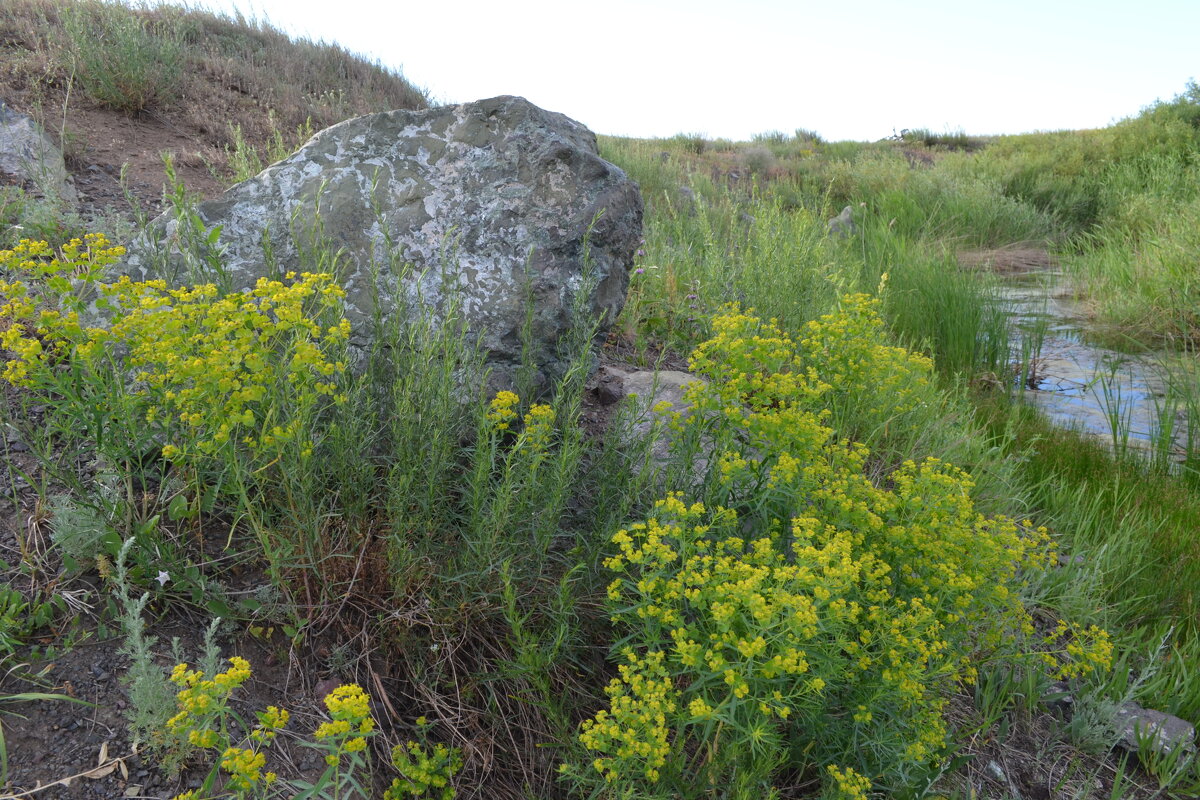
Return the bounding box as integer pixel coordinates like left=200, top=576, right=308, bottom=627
left=0, top=237, right=351, bottom=471
left=575, top=301, right=1105, bottom=796
left=486, top=390, right=519, bottom=431
left=314, top=683, right=375, bottom=766
left=1041, top=619, right=1114, bottom=680
left=250, top=705, right=290, bottom=743
left=166, top=657, right=252, bottom=736
left=827, top=764, right=872, bottom=800
left=164, top=655, right=292, bottom=795
left=578, top=649, right=677, bottom=784
left=219, top=746, right=272, bottom=793
left=99, top=271, right=349, bottom=461
left=687, top=309, right=830, bottom=416
left=0, top=234, right=125, bottom=287
left=521, top=403, right=555, bottom=451
left=0, top=235, right=127, bottom=384
left=385, top=737, right=464, bottom=800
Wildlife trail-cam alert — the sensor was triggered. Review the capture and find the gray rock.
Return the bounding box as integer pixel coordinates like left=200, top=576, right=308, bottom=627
left=1043, top=680, right=1075, bottom=715
left=0, top=102, right=77, bottom=205
left=1113, top=702, right=1195, bottom=758
left=121, top=96, right=642, bottom=391
left=827, top=205, right=857, bottom=238
left=614, top=369, right=712, bottom=482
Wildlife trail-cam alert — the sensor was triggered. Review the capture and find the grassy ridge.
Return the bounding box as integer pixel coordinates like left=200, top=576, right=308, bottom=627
left=0, top=0, right=425, bottom=188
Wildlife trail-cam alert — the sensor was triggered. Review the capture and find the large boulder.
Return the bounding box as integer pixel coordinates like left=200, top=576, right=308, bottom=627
left=122, top=95, right=642, bottom=390
left=0, top=102, right=77, bottom=206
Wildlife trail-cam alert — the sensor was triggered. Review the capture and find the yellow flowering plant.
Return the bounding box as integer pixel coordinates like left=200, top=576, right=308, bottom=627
left=164, top=656, right=284, bottom=799
left=465, top=391, right=562, bottom=566
left=567, top=301, right=1112, bottom=799
left=384, top=717, right=463, bottom=800
left=164, top=656, right=389, bottom=800
left=0, top=235, right=353, bottom=577
left=0, top=239, right=349, bottom=465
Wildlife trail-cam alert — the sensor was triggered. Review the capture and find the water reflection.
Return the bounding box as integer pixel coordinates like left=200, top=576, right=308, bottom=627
left=999, top=268, right=1195, bottom=461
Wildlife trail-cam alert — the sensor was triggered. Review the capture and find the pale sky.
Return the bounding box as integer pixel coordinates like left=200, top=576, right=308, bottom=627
left=188, top=0, right=1197, bottom=142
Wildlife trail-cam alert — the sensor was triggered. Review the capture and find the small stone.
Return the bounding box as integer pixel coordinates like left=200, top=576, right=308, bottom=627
left=828, top=205, right=857, bottom=238
left=0, top=102, right=77, bottom=205
left=1043, top=680, right=1075, bottom=715
left=590, top=365, right=626, bottom=406
left=1114, top=702, right=1195, bottom=758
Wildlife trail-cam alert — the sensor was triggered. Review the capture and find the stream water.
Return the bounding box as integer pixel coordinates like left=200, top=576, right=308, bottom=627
left=998, top=267, right=1197, bottom=461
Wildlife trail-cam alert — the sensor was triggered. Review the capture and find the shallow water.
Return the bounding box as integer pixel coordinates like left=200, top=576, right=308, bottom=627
left=999, top=269, right=1196, bottom=460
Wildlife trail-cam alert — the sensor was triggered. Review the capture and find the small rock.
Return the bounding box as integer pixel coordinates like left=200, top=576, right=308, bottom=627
left=1113, top=702, right=1195, bottom=758
left=313, top=677, right=341, bottom=701
left=589, top=364, right=626, bottom=406
left=1042, top=680, right=1074, bottom=715
left=617, top=369, right=713, bottom=484
left=0, top=102, right=77, bottom=205
left=828, top=205, right=857, bottom=238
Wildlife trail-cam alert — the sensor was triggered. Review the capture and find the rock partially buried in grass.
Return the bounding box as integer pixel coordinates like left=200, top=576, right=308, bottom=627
left=0, top=101, right=77, bottom=206
left=1113, top=702, right=1195, bottom=759
left=121, top=95, right=643, bottom=391
left=600, top=367, right=714, bottom=487
left=827, top=205, right=857, bottom=237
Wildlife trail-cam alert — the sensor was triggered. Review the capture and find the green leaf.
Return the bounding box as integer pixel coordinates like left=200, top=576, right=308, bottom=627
left=167, top=493, right=196, bottom=521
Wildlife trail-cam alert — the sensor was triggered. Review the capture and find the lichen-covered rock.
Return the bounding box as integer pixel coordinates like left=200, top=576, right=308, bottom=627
left=0, top=102, right=77, bottom=205
left=122, top=95, right=642, bottom=389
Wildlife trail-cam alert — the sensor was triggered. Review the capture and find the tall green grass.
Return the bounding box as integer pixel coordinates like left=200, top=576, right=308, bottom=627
left=62, top=1, right=184, bottom=113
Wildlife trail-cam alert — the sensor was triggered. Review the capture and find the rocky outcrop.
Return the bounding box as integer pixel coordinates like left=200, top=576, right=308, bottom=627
left=122, top=95, right=642, bottom=389
left=0, top=102, right=77, bottom=205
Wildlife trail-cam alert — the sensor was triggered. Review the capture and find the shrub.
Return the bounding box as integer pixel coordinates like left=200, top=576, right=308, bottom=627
left=0, top=235, right=351, bottom=582
left=566, top=301, right=1111, bottom=798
